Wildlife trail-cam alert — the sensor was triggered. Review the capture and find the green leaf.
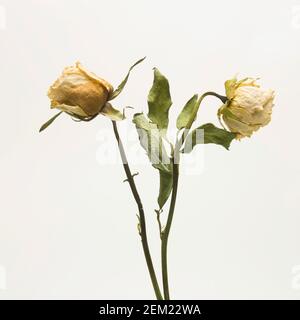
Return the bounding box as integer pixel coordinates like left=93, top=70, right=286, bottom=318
left=176, top=94, right=200, bottom=130
left=133, top=113, right=173, bottom=208
left=133, top=113, right=171, bottom=172
left=158, top=170, right=173, bottom=209
left=39, top=111, right=63, bottom=132
left=183, top=123, right=236, bottom=153
left=109, top=57, right=146, bottom=100
left=147, top=68, right=172, bottom=132
left=100, top=103, right=124, bottom=121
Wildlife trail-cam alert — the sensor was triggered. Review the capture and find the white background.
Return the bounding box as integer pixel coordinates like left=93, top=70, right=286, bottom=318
left=0, top=0, right=300, bottom=299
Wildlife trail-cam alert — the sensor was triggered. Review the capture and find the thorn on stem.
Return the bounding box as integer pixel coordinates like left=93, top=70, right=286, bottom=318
left=137, top=223, right=142, bottom=236
left=123, top=172, right=139, bottom=183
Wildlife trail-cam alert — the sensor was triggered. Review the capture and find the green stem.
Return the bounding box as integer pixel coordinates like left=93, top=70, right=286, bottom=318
left=161, top=91, right=227, bottom=300
left=200, top=91, right=227, bottom=104
left=112, top=121, right=163, bottom=300
left=161, top=155, right=179, bottom=300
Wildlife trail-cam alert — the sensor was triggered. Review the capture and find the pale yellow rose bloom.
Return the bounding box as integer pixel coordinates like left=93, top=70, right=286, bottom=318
left=218, top=77, right=275, bottom=139
left=48, top=62, right=114, bottom=117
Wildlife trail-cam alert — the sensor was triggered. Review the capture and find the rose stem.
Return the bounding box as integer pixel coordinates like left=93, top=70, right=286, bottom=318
left=161, top=92, right=227, bottom=300
left=111, top=120, right=163, bottom=300
left=161, top=154, right=179, bottom=300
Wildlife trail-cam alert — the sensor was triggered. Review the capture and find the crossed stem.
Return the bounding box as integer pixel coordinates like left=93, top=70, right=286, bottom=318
left=111, top=91, right=226, bottom=300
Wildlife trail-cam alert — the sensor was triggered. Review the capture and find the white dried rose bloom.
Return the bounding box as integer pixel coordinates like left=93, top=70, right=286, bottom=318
left=218, top=77, right=275, bottom=139
left=48, top=62, right=114, bottom=117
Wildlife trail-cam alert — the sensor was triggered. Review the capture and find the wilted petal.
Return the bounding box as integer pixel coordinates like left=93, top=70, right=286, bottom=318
left=219, top=77, right=275, bottom=138
left=47, top=62, right=113, bottom=117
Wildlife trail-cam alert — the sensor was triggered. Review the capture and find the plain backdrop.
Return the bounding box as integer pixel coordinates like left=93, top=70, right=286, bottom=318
left=0, top=0, right=300, bottom=299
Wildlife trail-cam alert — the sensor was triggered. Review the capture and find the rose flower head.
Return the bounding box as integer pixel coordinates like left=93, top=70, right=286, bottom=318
left=218, top=77, right=275, bottom=139
left=48, top=62, right=114, bottom=118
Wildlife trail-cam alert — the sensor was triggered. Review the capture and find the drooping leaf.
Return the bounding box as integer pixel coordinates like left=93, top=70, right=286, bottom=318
left=39, top=111, right=63, bottom=132
left=158, top=170, right=173, bottom=209
left=147, top=68, right=172, bottom=132
left=176, top=94, right=200, bottom=130
left=183, top=123, right=236, bottom=153
left=133, top=113, right=173, bottom=208
left=100, top=103, right=124, bottom=121
left=109, top=57, right=146, bottom=100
